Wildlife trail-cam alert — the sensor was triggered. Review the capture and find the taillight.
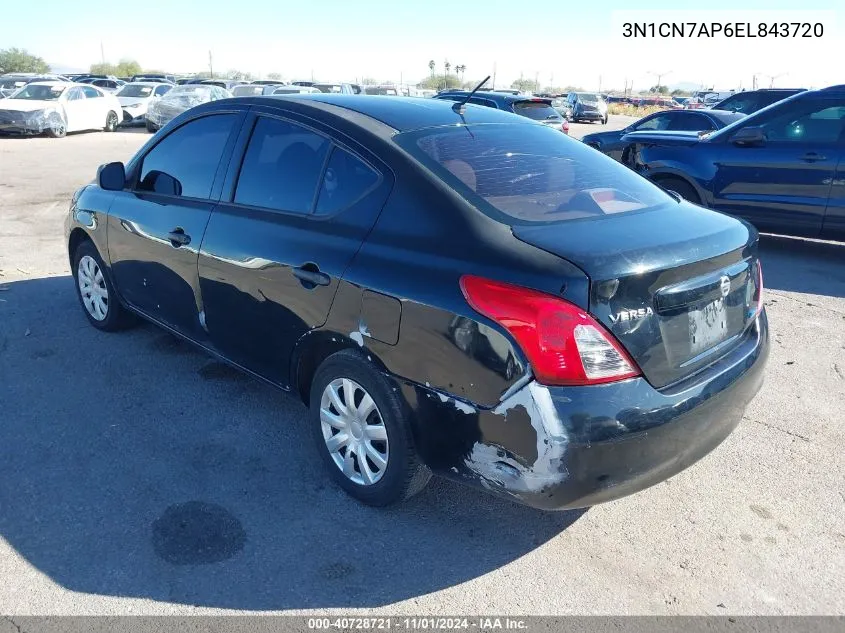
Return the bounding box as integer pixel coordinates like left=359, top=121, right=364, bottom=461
left=562, top=121, right=570, bottom=134
left=459, top=275, right=640, bottom=386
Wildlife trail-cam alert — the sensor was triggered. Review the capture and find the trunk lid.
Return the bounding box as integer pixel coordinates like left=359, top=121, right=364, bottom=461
left=512, top=202, right=761, bottom=388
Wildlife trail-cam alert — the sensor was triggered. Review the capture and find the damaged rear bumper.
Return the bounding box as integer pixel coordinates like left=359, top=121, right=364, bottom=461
left=410, top=311, right=768, bottom=510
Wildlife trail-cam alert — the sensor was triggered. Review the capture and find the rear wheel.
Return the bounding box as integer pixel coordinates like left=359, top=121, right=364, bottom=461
left=602, top=115, right=608, bottom=124
left=145, top=120, right=157, bottom=133
left=657, top=177, right=701, bottom=205
left=104, top=111, right=119, bottom=132
left=310, top=350, right=430, bottom=506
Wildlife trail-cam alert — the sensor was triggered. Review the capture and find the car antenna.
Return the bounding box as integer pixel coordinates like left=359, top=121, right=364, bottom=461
left=452, top=75, right=491, bottom=114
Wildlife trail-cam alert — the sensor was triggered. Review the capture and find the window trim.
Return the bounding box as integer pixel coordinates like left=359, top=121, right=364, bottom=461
left=223, top=111, right=385, bottom=219
left=127, top=110, right=245, bottom=203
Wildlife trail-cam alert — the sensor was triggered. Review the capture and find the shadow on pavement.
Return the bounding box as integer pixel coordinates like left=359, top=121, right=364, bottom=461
left=759, top=233, right=845, bottom=299
left=0, top=275, right=583, bottom=610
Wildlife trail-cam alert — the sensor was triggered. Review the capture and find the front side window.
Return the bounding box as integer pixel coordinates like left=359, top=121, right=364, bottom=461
left=633, top=113, right=672, bottom=131
left=137, top=114, right=237, bottom=199
left=670, top=113, right=713, bottom=132
left=234, top=116, right=331, bottom=213
left=316, top=147, right=380, bottom=215
left=154, top=85, right=171, bottom=97
left=758, top=99, right=845, bottom=143
left=397, top=123, right=672, bottom=225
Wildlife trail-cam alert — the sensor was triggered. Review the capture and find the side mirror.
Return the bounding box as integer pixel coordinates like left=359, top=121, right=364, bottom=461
left=97, top=162, right=125, bottom=191
left=730, top=126, right=766, bottom=146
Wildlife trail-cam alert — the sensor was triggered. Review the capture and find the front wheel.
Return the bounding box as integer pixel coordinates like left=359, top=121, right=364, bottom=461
left=104, top=111, right=119, bottom=132
left=145, top=120, right=158, bottom=133
left=602, top=115, right=608, bottom=124
left=657, top=177, right=701, bottom=205
left=310, top=350, right=430, bottom=506
left=72, top=240, right=135, bottom=331
left=46, top=113, right=66, bottom=138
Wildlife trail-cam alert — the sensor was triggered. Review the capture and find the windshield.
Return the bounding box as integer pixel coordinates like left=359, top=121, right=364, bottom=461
left=315, top=84, right=342, bottom=93
left=397, top=123, right=672, bottom=224
left=577, top=93, right=601, bottom=103
left=10, top=84, right=65, bottom=100
left=117, top=84, right=154, bottom=98
left=513, top=101, right=561, bottom=121
left=232, top=85, right=267, bottom=96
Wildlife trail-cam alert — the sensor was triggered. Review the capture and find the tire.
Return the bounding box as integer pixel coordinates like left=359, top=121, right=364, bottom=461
left=310, top=350, right=430, bottom=506
left=657, top=177, right=701, bottom=205
left=104, top=111, right=119, bottom=132
left=145, top=121, right=157, bottom=133
left=72, top=240, right=135, bottom=331
left=46, top=114, right=66, bottom=138
left=602, top=115, right=608, bottom=125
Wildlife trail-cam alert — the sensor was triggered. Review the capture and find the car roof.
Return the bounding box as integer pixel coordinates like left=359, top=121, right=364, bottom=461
left=267, top=94, right=535, bottom=131
left=124, top=81, right=165, bottom=87
left=26, top=81, right=68, bottom=87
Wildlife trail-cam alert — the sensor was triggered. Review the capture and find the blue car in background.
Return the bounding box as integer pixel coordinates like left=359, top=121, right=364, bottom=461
left=620, top=85, right=845, bottom=241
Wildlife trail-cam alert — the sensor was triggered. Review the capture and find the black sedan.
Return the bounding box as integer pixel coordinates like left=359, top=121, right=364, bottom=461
left=66, top=95, right=768, bottom=510
left=582, top=109, right=746, bottom=161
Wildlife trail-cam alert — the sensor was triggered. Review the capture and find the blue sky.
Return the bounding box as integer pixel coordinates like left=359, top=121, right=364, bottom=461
left=11, top=0, right=842, bottom=90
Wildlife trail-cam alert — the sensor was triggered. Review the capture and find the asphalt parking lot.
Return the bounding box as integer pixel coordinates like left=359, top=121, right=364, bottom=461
left=0, top=116, right=843, bottom=616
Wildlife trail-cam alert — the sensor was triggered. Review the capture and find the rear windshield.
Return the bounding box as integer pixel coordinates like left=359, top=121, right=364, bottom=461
left=232, top=85, right=266, bottom=96
left=396, top=123, right=672, bottom=224
left=513, top=101, right=561, bottom=121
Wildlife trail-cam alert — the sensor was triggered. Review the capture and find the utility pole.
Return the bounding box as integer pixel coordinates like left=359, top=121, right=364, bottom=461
left=100, top=41, right=105, bottom=65
left=208, top=51, right=213, bottom=78
left=598, top=75, right=602, bottom=93
left=647, top=69, right=672, bottom=92
left=492, top=62, right=497, bottom=89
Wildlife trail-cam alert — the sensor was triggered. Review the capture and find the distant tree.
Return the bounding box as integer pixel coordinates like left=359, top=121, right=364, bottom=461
left=0, top=48, right=49, bottom=74
left=89, top=62, right=116, bottom=75
left=361, top=77, right=379, bottom=85
left=428, top=59, right=435, bottom=78
left=649, top=85, right=669, bottom=94
left=561, top=85, right=583, bottom=93
left=227, top=69, right=252, bottom=80
left=267, top=72, right=283, bottom=80
left=670, top=88, right=689, bottom=96
left=418, top=75, right=460, bottom=90
left=511, top=77, right=539, bottom=92
left=116, top=59, right=142, bottom=77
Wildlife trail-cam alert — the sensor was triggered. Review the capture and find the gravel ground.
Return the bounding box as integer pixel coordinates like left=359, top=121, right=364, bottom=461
left=0, top=116, right=842, bottom=616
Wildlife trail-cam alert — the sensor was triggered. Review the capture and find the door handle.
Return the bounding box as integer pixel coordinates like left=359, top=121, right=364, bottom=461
left=800, top=152, right=827, bottom=162
left=167, top=228, right=191, bottom=247
left=292, top=265, right=330, bottom=288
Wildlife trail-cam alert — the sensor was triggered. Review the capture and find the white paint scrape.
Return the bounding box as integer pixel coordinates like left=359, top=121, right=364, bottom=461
left=465, top=383, right=569, bottom=493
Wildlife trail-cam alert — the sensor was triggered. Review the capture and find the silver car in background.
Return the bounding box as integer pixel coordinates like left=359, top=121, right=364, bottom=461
left=144, top=84, right=231, bottom=132
left=116, top=82, right=172, bottom=125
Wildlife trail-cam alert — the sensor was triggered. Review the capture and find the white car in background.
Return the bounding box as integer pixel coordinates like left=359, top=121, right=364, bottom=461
left=116, top=82, right=172, bottom=125
left=0, top=81, right=122, bottom=137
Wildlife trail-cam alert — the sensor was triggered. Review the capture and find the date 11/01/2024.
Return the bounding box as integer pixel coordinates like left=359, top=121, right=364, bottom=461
left=308, top=617, right=528, bottom=630
left=622, top=21, right=824, bottom=38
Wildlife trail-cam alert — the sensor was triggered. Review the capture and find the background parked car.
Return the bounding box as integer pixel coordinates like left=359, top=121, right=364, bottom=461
left=0, top=81, right=121, bottom=137
left=582, top=109, right=745, bottom=161
left=550, top=97, right=572, bottom=120
left=116, top=81, right=172, bottom=125
left=0, top=73, right=71, bottom=98
left=144, top=84, right=231, bottom=132
left=79, top=78, right=126, bottom=93
left=231, top=84, right=284, bottom=96
left=313, top=83, right=356, bottom=95
left=566, top=92, right=608, bottom=124
left=272, top=86, right=321, bottom=94
left=201, top=79, right=247, bottom=91
left=131, top=73, right=176, bottom=84
left=711, top=88, right=806, bottom=115
left=435, top=90, right=569, bottom=134
left=620, top=85, right=845, bottom=241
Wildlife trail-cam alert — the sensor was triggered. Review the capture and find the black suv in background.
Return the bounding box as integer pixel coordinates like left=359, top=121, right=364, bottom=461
left=712, top=89, right=806, bottom=115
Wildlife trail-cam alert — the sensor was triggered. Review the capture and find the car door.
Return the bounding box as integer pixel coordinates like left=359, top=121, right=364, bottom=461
left=197, top=109, right=392, bottom=386
left=107, top=109, right=245, bottom=339
left=80, top=86, right=105, bottom=129
left=710, top=97, right=843, bottom=236
left=820, top=132, right=845, bottom=240
left=62, top=87, right=87, bottom=131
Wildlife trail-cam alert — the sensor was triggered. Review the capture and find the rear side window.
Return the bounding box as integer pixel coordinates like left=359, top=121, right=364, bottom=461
left=234, top=116, right=331, bottom=213
left=671, top=113, right=713, bottom=132
left=512, top=101, right=560, bottom=121
left=397, top=123, right=672, bottom=224
left=137, top=114, right=237, bottom=199
left=316, top=147, right=380, bottom=215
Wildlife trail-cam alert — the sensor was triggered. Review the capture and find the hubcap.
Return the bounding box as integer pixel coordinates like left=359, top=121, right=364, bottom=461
left=77, top=255, right=108, bottom=321
left=320, top=378, right=389, bottom=486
